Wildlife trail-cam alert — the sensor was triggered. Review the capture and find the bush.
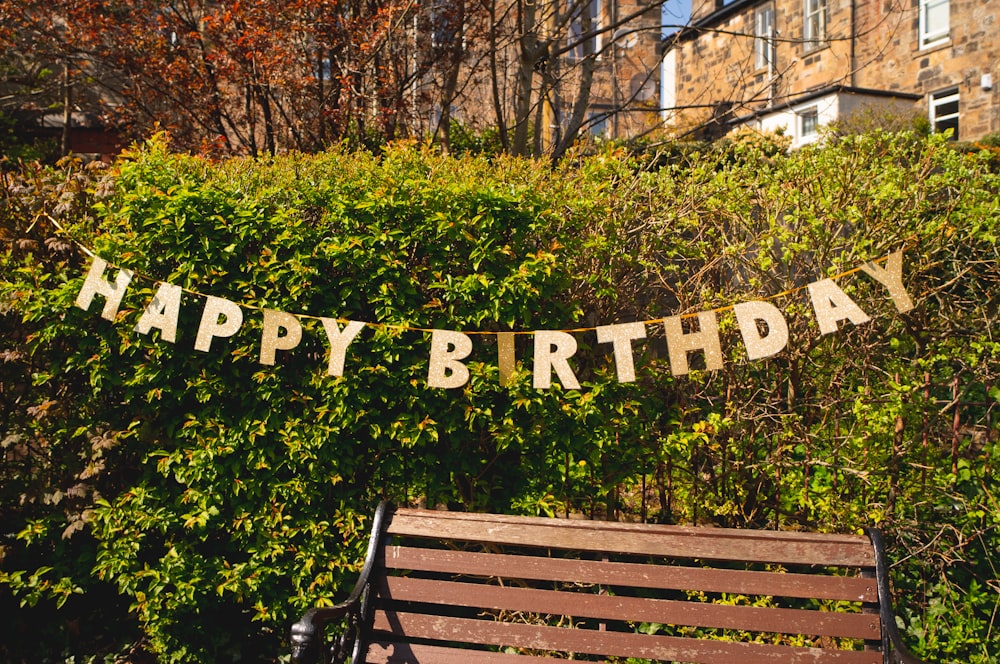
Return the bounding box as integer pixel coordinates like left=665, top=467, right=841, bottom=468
left=2, top=132, right=999, bottom=662
left=0, top=111, right=60, bottom=165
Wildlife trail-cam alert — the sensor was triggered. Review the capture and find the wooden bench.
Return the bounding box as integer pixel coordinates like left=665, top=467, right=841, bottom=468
left=290, top=502, right=925, bottom=664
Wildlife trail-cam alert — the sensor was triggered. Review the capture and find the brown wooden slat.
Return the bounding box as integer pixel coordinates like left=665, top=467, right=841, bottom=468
left=365, top=642, right=559, bottom=663
left=389, top=509, right=869, bottom=546
left=386, top=510, right=875, bottom=567
left=369, top=611, right=883, bottom=664
left=384, top=546, right=878, bottom=603
left=377, top=576, right=881, bottom=640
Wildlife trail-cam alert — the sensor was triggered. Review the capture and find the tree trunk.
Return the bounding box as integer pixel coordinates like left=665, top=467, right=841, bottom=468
left=435, top=0, right=466, bottom=153
left=511, top=0, right=541, bottom=156
left=488, top=0, right=510, bottom=151
left=552, top=2, right=597, bottom=161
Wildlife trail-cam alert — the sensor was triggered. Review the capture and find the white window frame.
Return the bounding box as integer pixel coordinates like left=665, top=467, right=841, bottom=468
left=754, top=4, right=775, bottom=70
left=919, top=0, right=949, bottom=49
left=803, top=0, right=825, bottom=50
left=929, top=87, right=959, bottom=139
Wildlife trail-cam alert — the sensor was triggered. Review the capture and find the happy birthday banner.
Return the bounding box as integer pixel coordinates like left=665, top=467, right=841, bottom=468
left=73, top=250, right=914, bottom=390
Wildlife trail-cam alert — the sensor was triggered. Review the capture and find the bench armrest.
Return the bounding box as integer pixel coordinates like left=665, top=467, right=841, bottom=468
left=290, top=602, right=357, bottom=664
left=865, top=528, right=929, bottom=664
left=290, top=501, right=394, bottom=664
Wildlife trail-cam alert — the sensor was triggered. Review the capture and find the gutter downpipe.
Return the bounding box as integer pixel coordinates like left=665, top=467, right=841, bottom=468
left=850, top=0, right=857, bottom=87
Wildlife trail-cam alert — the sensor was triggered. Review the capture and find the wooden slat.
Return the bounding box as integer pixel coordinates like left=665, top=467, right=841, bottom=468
left=377, top=576, right=881, bottom=640
left=389, top=509, right=869, bottom=546
left=384, top=546, right=878, bottom=603
left=369, top=611, right=883, bottom=664
left=386, top=510, right=875, bottom=567
left=365, top=642, right=559, bottom=663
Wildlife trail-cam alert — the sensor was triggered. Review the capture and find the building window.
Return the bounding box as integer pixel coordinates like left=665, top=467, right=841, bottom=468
left=569, top=0, right=603, bottom=61
left=929, top=88, right=959, bottom=139
left=919, top=0, right=949, bottom=48
left=587, top=111, right=609, bottom=137
left=754, top=4, right=775, bottom=70
left=314, top=56, right=332, bottom=81
left=803, top=0, right=825, bottom=49
left=431, top=0, right=462, bottom=50
left=800, top=107, right=819, bottom=140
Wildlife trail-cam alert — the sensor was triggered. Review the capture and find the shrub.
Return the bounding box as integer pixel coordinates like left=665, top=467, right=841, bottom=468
left=2, top=133, right=999, bottom=662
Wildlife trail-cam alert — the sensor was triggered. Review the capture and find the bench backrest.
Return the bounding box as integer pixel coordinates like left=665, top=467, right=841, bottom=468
left=354, top=507, right=886, bottom=664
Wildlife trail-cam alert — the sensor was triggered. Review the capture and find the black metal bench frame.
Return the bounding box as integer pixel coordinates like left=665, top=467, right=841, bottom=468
left=291, top=501, right=926, bottom=664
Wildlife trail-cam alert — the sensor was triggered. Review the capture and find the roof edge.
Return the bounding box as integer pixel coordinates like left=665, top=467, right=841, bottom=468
left=726, top=85, right=923, bottom=125
left=668, top=0, right=762, bottom=45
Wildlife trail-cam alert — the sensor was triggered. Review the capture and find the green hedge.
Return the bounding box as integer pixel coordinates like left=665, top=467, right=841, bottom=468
left=2, top=133, right=999, bottom=662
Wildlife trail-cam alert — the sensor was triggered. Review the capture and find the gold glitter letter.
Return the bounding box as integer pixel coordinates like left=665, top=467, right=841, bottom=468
left=194, top=296, right=244, bottom=353
left=427, top=329, right=473, bottom=389
left=319, top=319, right=365, bottom=377
left=808, top=279, right=871, bottom=335
left=533, top=331, right=581, bottom=390
left=260, top=310, right=303, bottom=365
left=733, top=301, right=789, bottom=361
left=662, top=311, right=723, bottom=376
left=75, top=256, right=134, bottom=321
left=135, top=282, right=182, bottom=343
left=595, top=322, right=646, bottom=383
left=860, top=251, right=914, bottom=313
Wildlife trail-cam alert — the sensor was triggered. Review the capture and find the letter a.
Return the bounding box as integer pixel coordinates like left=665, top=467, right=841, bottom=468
left=135, top=282, right=182, bottom=343
left=808, top=279, right=871, bottom=335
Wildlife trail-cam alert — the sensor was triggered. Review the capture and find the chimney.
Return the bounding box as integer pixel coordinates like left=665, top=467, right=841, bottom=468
left=691, top=0, right=725, bottom=22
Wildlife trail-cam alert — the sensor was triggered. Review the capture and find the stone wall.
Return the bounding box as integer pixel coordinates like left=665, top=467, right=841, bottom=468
left=854, top=0, right=1000, bottom=139
left=669, top=0, right=1000, bottom=141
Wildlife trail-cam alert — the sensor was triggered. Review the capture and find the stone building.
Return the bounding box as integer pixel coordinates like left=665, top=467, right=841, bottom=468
left=439, top=0, right=666, bottom=153
left=661, top=0, right=1000, bottom=146
left=5, top=1, right=665, bottom=159
left=565, top=0, right=665, bottom=141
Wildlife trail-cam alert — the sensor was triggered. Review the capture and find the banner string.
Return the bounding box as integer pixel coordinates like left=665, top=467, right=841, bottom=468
left=40, top=212, right=910, bottom=336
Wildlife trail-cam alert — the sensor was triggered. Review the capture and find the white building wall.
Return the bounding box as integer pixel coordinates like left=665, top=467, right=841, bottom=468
left=754, top=93, right=841, bottom=148
left=743, top=93, right=921, bottom=149
left=661, top=48, right=677, bottom=124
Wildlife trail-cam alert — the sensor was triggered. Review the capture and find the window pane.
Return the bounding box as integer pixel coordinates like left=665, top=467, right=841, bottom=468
left=568, top=0, right=602, bottom=60
left=804, top=0, right=824, bottom=43
left=936, top=100, right=959, bottom=117
left=755, top=6, right=774, bottom=68
left=926, top=5, right=948, bottom=29
left=922, top=0, right=949, bottom=44
left=806, top=15, right=821, bottom=40
left=936, top=117, right=959, bottom=139
left=931, top=89, right=959, bottom=140
left=801, top=111, right=818, bottom=136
